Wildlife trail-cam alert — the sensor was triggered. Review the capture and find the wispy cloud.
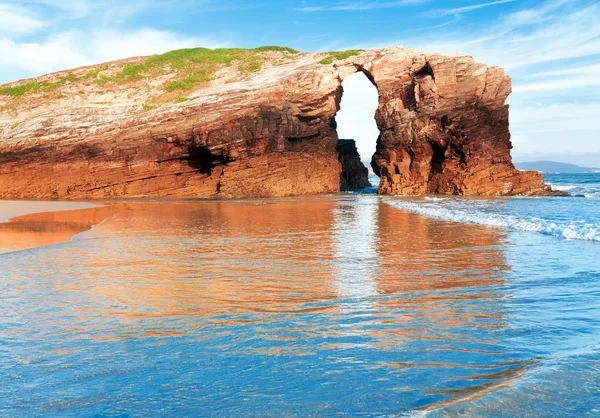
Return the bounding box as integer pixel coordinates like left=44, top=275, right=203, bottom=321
left=530, top=64, right=600, bottom=78
left=514, top=63, right=600, bottom=92
left=0, top=5, right=45, bottom=36
left=0, top=0, right=239, bottom=83
left=405, top=2, right=600, bottom=70
left=0, top=29, right=229, bottom=83
left=295, top=0, right=426, bottom=12
left=509, top=102, right=600, bottom=162
left=426, top=0, right=516, bottom=18
left=358, top=0, right=600, bottom=160
left=402, top=15, right=463, bottom=33
left=514, top=75, right=600, bottom=93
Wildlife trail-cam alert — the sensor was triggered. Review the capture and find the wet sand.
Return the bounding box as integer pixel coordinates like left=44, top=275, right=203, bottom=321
left=0, top=200, right=102, bottom=253
left=2, top=194, right=600, bottom=415
left=0, top=201, right=100, bottom=223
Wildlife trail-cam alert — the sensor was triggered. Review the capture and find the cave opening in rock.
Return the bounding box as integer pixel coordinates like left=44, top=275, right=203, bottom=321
left=335, top=70, right=379, bottom=190
left=186, top=145, right=231, bottom=175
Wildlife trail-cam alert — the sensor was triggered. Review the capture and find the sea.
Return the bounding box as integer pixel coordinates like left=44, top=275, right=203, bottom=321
left=0, top=172, right=599, bottom=417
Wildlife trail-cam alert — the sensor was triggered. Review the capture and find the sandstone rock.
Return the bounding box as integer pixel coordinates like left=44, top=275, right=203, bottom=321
left=0, top=46, right=549, bottom=199
left=336, top=139, right=371, bottom=190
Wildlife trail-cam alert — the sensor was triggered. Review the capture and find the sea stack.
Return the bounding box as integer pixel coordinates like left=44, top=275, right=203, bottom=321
left=336, top=139, right=371, bottom=190
left=0, top=46, right=547, bottom=199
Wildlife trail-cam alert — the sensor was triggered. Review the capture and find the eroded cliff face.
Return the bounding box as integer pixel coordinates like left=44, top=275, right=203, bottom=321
left=0, top=46, right=547, bottom=199
left=337, top=139, right=371, bottom=190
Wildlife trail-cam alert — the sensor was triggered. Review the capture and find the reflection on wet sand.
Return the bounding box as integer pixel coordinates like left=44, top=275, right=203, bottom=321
left=0, top=196, right=527, bottom=412
left=418, top=358, right=540, bottom=412
left=375, top=202, right=508, bottom=330
left=63, top=199, right=341, bottom=331
left=2, top=197, right=508, bottom=338
left=376, top=201, right=508, bottom=294
left=0, top=205, right=113, bottom=254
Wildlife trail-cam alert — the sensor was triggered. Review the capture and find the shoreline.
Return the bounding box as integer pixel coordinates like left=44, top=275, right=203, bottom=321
left=0, top=200, right=101, bottom=223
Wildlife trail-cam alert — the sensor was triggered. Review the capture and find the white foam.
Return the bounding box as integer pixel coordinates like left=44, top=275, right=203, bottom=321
left=548, top=183, right=600, bottom=198
left=549, top=184, right=577, bottom=191
left=385, top=200, right=600, bottom=242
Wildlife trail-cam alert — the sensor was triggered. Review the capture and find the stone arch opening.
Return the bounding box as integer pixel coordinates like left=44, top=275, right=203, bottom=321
left=334, top=69, right=380, bottom=190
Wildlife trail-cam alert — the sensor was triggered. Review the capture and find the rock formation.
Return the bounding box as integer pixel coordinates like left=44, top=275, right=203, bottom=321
left=0, top=46, right=550, bottom=199
left=336, top=139, right=371, bottom=190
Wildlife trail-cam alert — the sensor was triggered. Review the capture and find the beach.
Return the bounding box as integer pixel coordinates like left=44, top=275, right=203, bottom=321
left=1, top=175, right=599, bottom=415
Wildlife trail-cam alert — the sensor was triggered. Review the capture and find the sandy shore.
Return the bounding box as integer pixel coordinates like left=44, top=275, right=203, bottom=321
left=0, top=200, right=101, bottom=223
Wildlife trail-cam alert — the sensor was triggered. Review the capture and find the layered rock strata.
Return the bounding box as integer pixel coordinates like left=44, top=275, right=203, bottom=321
left=0, top=46, right=549, bottom=199
left=336, top=139, right=371, bottom=190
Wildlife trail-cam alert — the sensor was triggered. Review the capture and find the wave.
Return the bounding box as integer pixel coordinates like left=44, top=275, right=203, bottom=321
left=549, top=183, right=600, bottom=198
left=385, top=200, right=600, bottom=242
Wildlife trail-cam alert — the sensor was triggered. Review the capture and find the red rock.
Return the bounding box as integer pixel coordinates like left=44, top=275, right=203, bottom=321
left=0, top=46, right=548, bottom=199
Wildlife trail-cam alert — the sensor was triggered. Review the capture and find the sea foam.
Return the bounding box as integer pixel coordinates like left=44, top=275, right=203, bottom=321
left=549, top=184, right=600, bottom=199
left=385, top=199, right=600, bottom=242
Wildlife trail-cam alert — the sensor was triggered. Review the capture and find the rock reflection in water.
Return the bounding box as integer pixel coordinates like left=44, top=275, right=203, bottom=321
left=1, top=198, right=509, bottom=334
left=0, top=196, right=523, bottom=415
left=0, top=205, right=112, bottom=254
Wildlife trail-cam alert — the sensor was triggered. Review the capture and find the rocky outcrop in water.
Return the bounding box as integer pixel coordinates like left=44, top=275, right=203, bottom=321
left=336, top=139, right=371, bottom=190
left=0, top=46, right=550, bottom=199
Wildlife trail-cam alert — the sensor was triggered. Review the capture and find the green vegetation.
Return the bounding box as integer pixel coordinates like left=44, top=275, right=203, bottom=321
left=253, top=46, right=298, bottom=53
left=174, top=96, right=189, bottom=103
left=0, top=73, right=84, bottom=96
left=239, top=58, right=261, bottom=74
left=0, top=46, right=301, bottom=98
left=142, top=97, right=158, bottom=112
left=318, top=50, right=364, bottom=65
left=94, top=46, right=300, bottom=91
left=0, top=82, right=41, bottom=97
left=164, top=69, right=211, bottom=92
left=0, top=46, right=303, bottom=99
left=10, top=122, right=19, bottom=130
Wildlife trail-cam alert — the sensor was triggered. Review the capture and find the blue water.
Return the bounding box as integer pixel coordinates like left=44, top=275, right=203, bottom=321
left=1, top=173, right=599, bottom=416
left=386, top=173, right=600, bottom=242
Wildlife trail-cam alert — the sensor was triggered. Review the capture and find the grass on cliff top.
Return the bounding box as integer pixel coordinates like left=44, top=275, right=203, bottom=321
left=318, top=50, right=364, bottom=65
left=0, top=47, right=362, bottom=99
left=0, top=46, right=300, bottom=97
left=0, top=73, right=81, bottom=97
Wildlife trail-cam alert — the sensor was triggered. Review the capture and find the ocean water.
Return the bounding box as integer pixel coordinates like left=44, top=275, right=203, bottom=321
left=386, top=173, right=600, bottom=242
left=0, top=173, right=599, bottom=416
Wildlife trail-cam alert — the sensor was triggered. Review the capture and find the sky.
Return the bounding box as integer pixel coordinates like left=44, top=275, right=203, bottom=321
left=1, top=0, right=599, bottom=166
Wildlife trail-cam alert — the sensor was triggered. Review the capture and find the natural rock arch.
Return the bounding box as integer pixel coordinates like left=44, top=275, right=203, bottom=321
left=333, top=69, right=379, bottom=190
left=0, top=47, right=547, bottom=199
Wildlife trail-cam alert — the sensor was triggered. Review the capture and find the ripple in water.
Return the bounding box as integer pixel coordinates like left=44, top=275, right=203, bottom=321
left=0, top=193, right=599, bottom=416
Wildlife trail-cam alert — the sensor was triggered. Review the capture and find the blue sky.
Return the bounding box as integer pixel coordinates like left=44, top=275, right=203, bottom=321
left=1, top=0, right=599, bottom=165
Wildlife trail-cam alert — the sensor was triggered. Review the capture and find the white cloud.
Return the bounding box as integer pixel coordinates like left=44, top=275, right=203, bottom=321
left=514, top=62, right=600, bottom=92
left=509, top=102, right=600, bottom=163
left=338, top=0, right=600, bottom=160
left=0, top=5, right=45, bottom=36
left=8, top=0, right=147, bottom=19
left=404, top=2, right=600, bottom=71
left=0, top=29, right=229, bottom=83
left=84, top=29, right=228, bottom=63
left=426, top=0, right=516, bottom=18
left=510, top=103, right=600, bottom=134
left=531, top=63, right=600, bottom=78
left=296, top=0, right=426, bottom=12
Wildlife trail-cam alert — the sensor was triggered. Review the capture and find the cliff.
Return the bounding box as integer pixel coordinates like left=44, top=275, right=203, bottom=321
left=337, top=139, right=371, bottom=190
left=0, top=46, right=548, bottom=199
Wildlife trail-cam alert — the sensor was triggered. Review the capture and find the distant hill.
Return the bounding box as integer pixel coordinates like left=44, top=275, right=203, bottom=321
left=515, top=161, right=600, bottom=173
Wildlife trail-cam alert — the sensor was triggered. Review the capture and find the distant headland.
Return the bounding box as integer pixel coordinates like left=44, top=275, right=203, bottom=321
left=515, top=161, right=600, bottom=173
